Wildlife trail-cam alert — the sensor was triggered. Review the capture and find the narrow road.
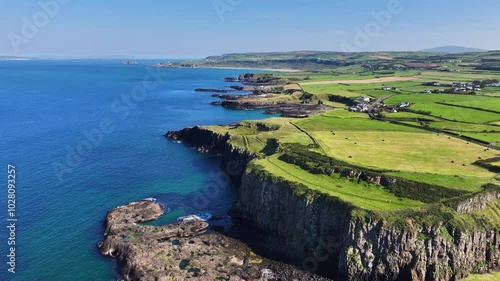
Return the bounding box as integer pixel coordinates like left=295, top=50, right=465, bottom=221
left=368, top=95, right=393, bottom=118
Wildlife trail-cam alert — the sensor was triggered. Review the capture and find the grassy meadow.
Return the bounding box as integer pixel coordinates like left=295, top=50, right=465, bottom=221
left=463, top=272, right=500, bottom=281
left=253, top=155, right=427, bottom=211
left=191, top=52, right=500, bottom=278
left=206, top=67, right=500, bottom=213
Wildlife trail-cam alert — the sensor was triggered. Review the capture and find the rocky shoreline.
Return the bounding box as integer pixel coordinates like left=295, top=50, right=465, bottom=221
left=199, top=73, right=332, bottom=118
left=99, top=200, right=329, bottom=281
left=100, top=122, right=500, bottom=281
left=99, top=69, right=500, bottom=280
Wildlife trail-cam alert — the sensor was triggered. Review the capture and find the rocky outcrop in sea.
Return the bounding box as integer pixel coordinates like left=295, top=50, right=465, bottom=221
left=98, top=200, right=329, bottom=281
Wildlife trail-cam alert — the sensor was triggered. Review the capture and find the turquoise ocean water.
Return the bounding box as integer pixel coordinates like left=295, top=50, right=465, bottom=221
left=0, top=60, right=269, bottom=280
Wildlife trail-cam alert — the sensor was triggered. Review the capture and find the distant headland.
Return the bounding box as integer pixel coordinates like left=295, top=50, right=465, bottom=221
left=0, top=56, right=33, bottom=61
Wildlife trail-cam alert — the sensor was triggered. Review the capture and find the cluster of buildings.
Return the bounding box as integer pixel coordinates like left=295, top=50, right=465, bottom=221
left=451, top=82, right=482, bottom=92
left=421, top=81, right=484, bottom=94
left=422, top=89, right=449, bottom=94
left=358, top=97, right=371, bottom=103
left=347, top=95, right=412, bottom=114
left=349, top=97, right=372, bottom=112
left=391, top=102, right=410, bottom=113
left=349, top=103, right=369, bottom=112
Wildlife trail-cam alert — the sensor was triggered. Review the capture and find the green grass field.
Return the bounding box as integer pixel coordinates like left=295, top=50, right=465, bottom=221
left=384, top=172, right=491, bottom=192
left=385, top=94, right=495, bottom=105
left=209, top=100, right=499, bottom=200
left=384, top=112, right=443, bottom=121
left=321, top=109, right=369, bottom=119
left=310, top=130, right=497, bottom=178
left=460, top=132, right=500, bottom=146
left=276, top=70, right=420, bottom=83
left=296, top=114, right=422, bottom=132
left=419, top=71, right=500, bottom=82
left=208, top=118, right=316, bottom=153
left=349, top=89, right=402, bottom=98
left=411, top=103, right=500, bottom=123
left=463, top=272, right=500, bottom=281
left=253, top=155, right=427, bottom=210
left=428, top=121, right=500, bottom=132
left=445, top=99, right=500, bottom=113
left=206, top=67, right=500, bottom=215
left=191, top=53, right=500, bottom=279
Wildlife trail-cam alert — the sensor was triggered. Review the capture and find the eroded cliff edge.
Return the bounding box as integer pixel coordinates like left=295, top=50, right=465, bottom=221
left=166, top=126, right=500, bottom=281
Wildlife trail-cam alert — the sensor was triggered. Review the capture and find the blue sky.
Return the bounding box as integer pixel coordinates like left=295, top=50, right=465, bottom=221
left=1, top=0, right=499, bottom=58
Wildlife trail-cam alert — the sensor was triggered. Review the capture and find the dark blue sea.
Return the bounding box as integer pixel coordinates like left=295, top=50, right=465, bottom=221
left=0, top=60, right=269, bottom=280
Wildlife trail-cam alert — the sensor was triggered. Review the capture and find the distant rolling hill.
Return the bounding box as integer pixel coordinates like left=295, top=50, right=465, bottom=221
left=0, top=56, right=33, bottom=60
left=420, top=46, right=488, bottom=54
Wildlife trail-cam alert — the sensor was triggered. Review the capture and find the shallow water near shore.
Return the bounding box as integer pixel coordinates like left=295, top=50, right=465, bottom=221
left=0, top=60, right=271, bottom=280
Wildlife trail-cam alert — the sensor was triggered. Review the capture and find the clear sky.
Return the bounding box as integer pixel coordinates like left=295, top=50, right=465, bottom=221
left=1, top=0, right=499, bottom=58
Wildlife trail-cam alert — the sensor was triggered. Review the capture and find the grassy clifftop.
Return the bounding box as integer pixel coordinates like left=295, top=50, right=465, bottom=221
left=204, top=58, right=500, bottom=231
left=464, top=272, right=500, bottom=281
left=207, top=114, right=500, bottom=230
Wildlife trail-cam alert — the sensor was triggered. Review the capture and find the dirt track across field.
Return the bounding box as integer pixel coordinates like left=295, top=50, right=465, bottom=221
left=370, top=55, right=394, bottom=60
left=300, top=76, right=419, bottom=85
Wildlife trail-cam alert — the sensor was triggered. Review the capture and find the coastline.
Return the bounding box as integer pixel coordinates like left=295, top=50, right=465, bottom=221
left=153, top=64, right=303, bottom=72
left=205, top=66, right=303, bottom=73
left=100, top=68, right=500, bottom=280
left=0, top=58, right=33, bottom=61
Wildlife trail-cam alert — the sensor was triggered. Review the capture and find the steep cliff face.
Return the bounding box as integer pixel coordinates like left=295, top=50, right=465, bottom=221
left=341, top=218, right=499, bottom=281
left=235, top=170, right=500, bottom=281
left=233, top=170, right=352, bottom=272
left=166, top=126, right=500, bottom=281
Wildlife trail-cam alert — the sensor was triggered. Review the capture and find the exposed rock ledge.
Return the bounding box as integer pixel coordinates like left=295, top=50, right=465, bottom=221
left=99, top=200, right=328, bottom=281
